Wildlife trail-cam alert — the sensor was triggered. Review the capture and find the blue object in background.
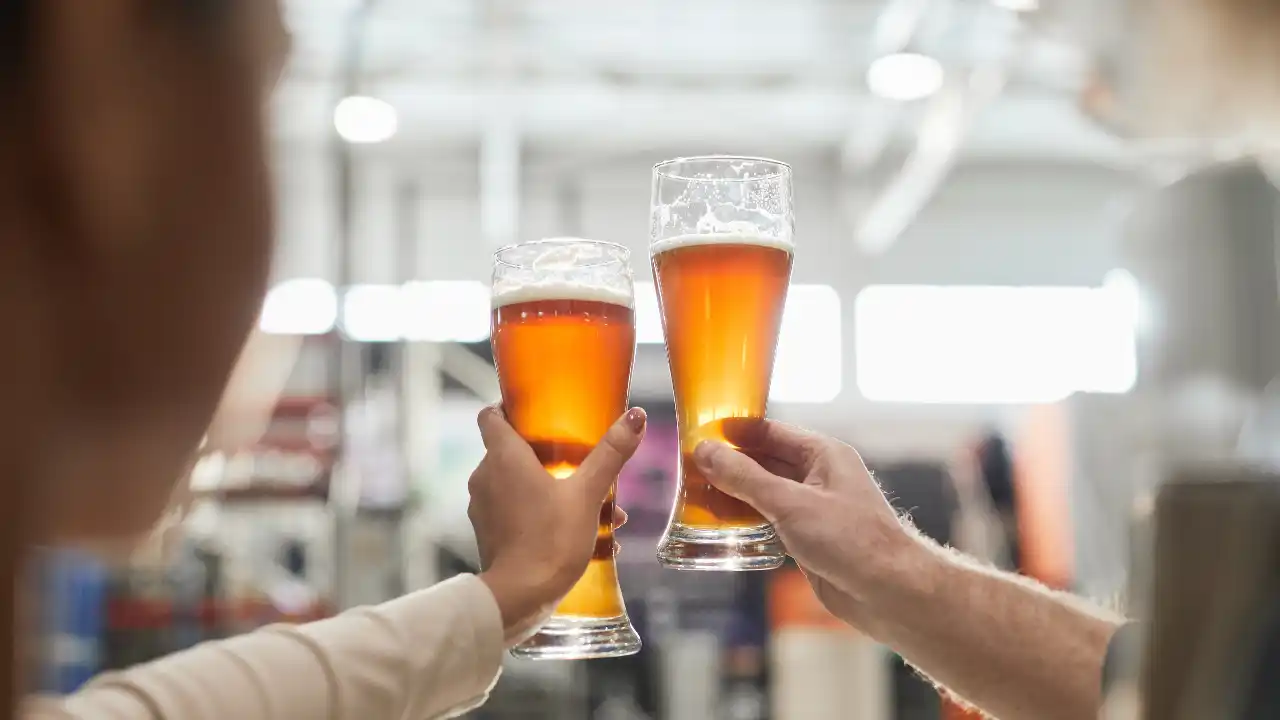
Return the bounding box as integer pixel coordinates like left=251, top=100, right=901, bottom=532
left=37, top=550, right=108, bottom=695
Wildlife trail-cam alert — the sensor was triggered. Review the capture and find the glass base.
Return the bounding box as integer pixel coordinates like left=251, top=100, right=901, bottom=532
left=510, top=614, right=641, bottom=661
left=656, top=522, right=786, bottom=571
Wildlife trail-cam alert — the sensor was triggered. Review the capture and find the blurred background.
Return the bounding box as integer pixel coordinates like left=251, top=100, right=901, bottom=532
left=34, top=0, right=1280, bottom=718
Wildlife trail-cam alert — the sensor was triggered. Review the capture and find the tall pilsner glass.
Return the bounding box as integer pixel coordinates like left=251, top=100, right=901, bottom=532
left=491, top=238, right=642, bottom=659
left=651, top=156, right=793, bottom=571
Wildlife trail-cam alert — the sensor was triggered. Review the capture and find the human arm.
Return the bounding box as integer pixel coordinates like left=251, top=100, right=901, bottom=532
left=854, top=533, right=1122, bottom=719
left=48, top=408, right=645, bottom=720
left=693, top=420, right=1123, bottom=720
left=60, top=574, right=504, bottom=720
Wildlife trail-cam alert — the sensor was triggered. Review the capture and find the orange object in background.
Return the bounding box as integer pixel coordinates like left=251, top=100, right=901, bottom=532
left=768, top=566, right=850, bottom=633
left=943, top=701, right=985, bottom=719
left=1012, top=404, right=1075, bottom=590
left=944, top=405, right=1077, bottom=718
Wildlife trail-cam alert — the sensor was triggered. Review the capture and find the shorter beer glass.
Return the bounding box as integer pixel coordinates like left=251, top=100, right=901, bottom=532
left=491, top=238, right=641, bottom=660
left=651, top=156, right=793, bottom=571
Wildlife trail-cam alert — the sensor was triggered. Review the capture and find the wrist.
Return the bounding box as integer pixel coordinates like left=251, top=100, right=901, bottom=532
left=843, top=523, right=947, bottom=638
left=479, top=564, right=560, bottom=647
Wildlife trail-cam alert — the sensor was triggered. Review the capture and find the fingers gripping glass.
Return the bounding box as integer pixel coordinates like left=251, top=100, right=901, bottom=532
left=490, top=238, right=641, bottom=659
left=650, top=156, right=793, bottom=571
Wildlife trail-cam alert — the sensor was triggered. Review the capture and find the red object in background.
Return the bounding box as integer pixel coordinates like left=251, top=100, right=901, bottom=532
left=1012, top=404, right=1074, bottom=590
left=257, top=395, right=340, bottom=454
left=768, top=566, right=851, bottom=634
left=199, top=394, right=340, bottom=502
left=941, top=408, right=1077, bottom=718
left=106, top=597, right=332, bottom=630
left=943, top=702, right=985, bottom=719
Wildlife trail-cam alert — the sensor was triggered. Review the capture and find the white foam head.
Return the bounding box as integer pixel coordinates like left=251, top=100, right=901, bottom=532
left=492, top=238, right=634, bottom=309
left=650, top=230, right=795, bottom=256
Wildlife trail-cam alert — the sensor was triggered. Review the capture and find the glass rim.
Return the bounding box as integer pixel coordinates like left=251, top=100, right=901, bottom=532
left=653, top=155, right=792, bottom=182
left=492, top=237, right=631, bottom=270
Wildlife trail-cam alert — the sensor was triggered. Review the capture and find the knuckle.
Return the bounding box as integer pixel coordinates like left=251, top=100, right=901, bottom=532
left=770, top=491, right=809, bottom=527
left=813, top=435, right=840, bottom=457
left=602, top=427, right=631, bottom=456
left=492, top=445, right=518, bottom=466
left=725, top=463, right=751, bottom=485
left=723, top=455, right=754, bottom=484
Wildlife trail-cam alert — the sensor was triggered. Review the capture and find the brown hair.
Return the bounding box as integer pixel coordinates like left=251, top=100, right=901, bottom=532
left=1, top=1, right=36, bottom=713
left=0, top=2, right=287, bottom=716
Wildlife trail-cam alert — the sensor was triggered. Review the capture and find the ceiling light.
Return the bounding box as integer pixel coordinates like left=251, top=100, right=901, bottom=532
left=866, top=52, right=945, bottom=102
left=334, top=96, right=398, bottom=144
left=1102, top=268, right=1143, bottom=330
left=634, top=283, right=665, bottom=344
left=260, top=279, right=337, bottom=335
left=771, top=285, right=843, bottom=403
left=401, top=281, right=491, bottom=343
left=854, top=284, right=1137, bottom=404
left=341, top=284, right=405, bottom=342
left=991, top=0, right=1038, bottom=11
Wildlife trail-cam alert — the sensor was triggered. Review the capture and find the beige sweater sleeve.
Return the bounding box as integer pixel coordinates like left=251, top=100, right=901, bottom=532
left=41, top=574, right=505, bottom=720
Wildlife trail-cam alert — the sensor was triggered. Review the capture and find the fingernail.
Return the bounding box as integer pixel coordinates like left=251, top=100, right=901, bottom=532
left=624, top=407, right=647, bottom=433
left=693, top=441, right=718, bottom=472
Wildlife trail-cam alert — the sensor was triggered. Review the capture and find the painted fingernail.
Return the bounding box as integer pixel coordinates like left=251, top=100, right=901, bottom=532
left=624, top=407, right=647, bottom=433
left=693, top=441, right=718, bottom=472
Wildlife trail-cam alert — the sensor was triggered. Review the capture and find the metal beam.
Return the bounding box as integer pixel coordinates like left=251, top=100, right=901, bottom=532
left=329, top=0, right=382, bottom=611
left=439, top=345, right=501, bottom=405
left=850, top=8, right=1017, bottom=255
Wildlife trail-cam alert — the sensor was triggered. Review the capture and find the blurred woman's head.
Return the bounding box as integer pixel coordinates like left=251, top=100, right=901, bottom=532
left=0, top=0, right=291, bottom=564
left=1, top=0, right=288, bottom=549
left=1, top=2, right=288, bottom=707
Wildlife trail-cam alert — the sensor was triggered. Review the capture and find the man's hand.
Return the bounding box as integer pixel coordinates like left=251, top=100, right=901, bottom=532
left=692, top=419, right=916, bottom=632
left=470, top=406, right=646, bottom=645
left=695, top=420, right=1122, bottom=720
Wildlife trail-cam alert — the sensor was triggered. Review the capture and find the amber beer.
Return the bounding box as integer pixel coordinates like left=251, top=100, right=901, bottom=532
left=653, top=236, right=792, bottom=528
left=651, top=155, right=794, bottom=571
left=492, top=296, right=633, bottom=617
left=490, top=238, right=640, bottom=659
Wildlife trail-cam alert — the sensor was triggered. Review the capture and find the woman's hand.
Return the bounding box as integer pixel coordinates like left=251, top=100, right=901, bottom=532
left=692, top=420, right=919, bottom=633
left=469, top=406, right=646, bottom=645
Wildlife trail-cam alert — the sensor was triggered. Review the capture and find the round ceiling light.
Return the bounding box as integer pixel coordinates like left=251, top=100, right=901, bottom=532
left=991, top=0, right=1038, bottom=11
left=334, top=95, right=399, bottom=144
left=866, top=52, right=945, bottom=102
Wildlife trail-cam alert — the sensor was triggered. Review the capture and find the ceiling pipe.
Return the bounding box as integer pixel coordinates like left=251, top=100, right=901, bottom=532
left=847, top=4, right=1018, bottom=256
left=480, top=118, right=521, bottom=249
left=839, top=0, right=936, bottom=177
left=439, top=345, right=501, bottom=405
left=329, top=0, right=383, bottom=611
left=479, top=0, right=523, bottom=249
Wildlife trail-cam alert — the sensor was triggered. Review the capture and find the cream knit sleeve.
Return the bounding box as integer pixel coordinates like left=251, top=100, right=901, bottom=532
left=44, top=574, right=504, bottom=720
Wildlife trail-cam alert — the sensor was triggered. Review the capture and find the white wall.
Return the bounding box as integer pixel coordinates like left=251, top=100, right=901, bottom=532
left=790, top=161, right=1144, bottom=455
left=273, top=151, right=1139, bottom=277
